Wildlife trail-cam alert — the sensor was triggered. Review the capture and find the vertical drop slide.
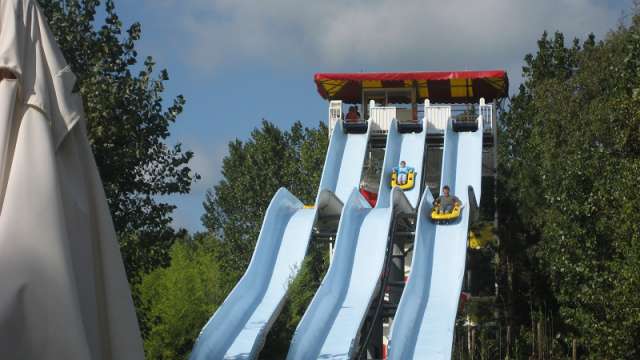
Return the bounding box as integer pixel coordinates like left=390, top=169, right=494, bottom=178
left=388, top=114, right=483, bottom=359
left=287, top=119, right=426, bottom=360
left=190, top=120, right=371, bottom=360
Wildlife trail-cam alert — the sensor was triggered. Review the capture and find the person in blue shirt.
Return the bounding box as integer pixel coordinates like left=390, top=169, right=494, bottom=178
left=394, top=160, right=414, bottom=185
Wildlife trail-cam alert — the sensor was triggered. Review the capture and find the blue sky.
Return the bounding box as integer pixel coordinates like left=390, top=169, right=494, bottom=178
left=112, top=0, right=631, bottom=232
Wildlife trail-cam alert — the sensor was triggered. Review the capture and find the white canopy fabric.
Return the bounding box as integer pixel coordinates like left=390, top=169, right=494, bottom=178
left=0, top=1, right=144, bottom=359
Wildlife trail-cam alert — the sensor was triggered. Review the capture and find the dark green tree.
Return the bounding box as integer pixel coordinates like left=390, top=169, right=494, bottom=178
left=202, top=120, right=328, bottom=273
left=37, top=0, right=198, bottom=280
left=499, top=21, right=640, bottom=358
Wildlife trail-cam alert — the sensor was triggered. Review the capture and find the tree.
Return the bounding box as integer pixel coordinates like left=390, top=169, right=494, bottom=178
left=499, top=21, right=640, bottom=358
left=202, top=120, right=328, bottom=273
left=260, top=240, right=329, bottom=358
left=37, top=0, right=198, bottom=280
left=137, top=233, right=233, bottom=359
left=135, top=120, right=330, bottom=358
left=198, top=120, right=329, bottom=356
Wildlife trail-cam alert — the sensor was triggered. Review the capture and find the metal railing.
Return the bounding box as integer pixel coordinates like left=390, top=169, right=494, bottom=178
left=327, top=98, right=494, bottom=136
left=480, top=100, right=493, bottom=131
left=328, top=100, right=342, bottom=135
left=425, top=100, right=451, bottom=133
left=369, top=100, right=396, bottom=134
left=426, top=98, right=493, bottom=133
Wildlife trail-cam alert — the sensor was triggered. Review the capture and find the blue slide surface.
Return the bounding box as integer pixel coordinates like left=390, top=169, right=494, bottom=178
left=190, top=120, right=371, bottom=359
left=388, top=116, right=483, bottom=359
left=287, top=119, right=426, bottom=359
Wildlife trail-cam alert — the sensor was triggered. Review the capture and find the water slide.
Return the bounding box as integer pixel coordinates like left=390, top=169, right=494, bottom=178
left=388, top=116, right=483, bottom=359
left=190, top=120, right=371, bottom=360
left=287, top=119, right=427, bottom=360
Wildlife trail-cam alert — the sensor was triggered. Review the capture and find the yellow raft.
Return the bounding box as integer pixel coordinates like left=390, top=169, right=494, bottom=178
left=430, top=203, right=462, bottom=222
left=390, top=169, right=415, bottom=190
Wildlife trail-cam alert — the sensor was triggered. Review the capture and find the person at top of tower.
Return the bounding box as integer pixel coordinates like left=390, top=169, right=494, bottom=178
left=345, top=105, right=360, bottom=122
left=433, top=185, right=461, bottom=213
left=394, top=160, right=414, bottom=185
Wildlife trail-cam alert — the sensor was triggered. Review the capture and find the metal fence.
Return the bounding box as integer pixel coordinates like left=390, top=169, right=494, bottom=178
left=425, top=104, right=451, bottom=133
left=327, top=99, right=494, bottom=136
left=369, top=103, right=396, bottom=135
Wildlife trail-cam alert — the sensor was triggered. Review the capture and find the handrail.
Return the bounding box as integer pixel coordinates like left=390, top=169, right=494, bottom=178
left=425, top=99, right=451, bottom=133
left=355, top=213, right=399, bottom=359
left=328, top=100, right=342, bottom=136
left=479, top=98, right=493, bottom=131
left=328, top=98, right=493, bottom=136
left=369, top=99, right=396, bottom=134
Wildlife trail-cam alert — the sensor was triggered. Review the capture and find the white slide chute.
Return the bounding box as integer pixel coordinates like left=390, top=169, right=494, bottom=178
left=190, top=120, right=371, bottom=359
left=287, top=119, right=426, bottom=359
left=388, top=114, right=483, bottom=359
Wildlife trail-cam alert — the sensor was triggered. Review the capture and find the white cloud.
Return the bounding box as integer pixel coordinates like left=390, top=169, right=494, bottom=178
left=140, top=0, right=628, bottom=232
left=185, top=140, right=228, bottom=194
left=145, top=0, right=624, bottom=79
left=158, top=140, right=228, bottom=231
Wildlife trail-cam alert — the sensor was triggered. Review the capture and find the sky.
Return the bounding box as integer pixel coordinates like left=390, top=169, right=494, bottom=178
left=112, top=0, right=632, bottom=232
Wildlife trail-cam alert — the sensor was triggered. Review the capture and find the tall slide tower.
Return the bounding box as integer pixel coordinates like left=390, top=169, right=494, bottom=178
left=191, top=70, right=508, bottom=359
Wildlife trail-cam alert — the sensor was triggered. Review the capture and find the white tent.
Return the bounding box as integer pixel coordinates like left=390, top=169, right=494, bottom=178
left=0, top=0, right=144, bottom=359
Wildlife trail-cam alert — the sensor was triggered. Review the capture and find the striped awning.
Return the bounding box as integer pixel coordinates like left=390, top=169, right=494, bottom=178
left=314, top=70, right=508, bottom=104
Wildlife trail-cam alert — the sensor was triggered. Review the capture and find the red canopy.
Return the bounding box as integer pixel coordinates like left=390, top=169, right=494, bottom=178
left=314, top=70, right=508, bottom=104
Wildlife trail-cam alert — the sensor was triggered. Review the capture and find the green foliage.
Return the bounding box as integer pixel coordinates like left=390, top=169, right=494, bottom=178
left=499, top=20, right=640, bottom=358
left=260, top=242, right=330, bottom=358
left=37, top=0, right=198, bottom=280
left=137, top=233, right=233, bottom=360
left=198, top=120, right=329, bottom=356
left=202, top=120, right=328, bottom=273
